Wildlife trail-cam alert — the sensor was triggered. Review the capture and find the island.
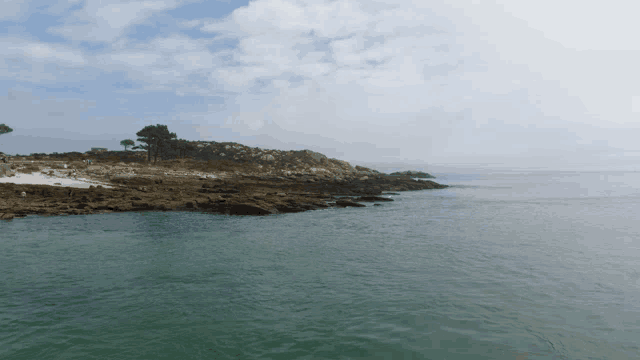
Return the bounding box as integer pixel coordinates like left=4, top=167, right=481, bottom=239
left=0, top=141, right=448, bottom=221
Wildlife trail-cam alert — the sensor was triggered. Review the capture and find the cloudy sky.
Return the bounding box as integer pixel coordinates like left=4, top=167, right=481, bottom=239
left=1, top=0, right=639, bottom=171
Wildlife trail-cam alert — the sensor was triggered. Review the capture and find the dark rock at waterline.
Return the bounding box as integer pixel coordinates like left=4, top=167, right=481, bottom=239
left=226, top=203, right=275, bottom=216
left=357, top=196, right=393, bottom=202
left=373, top=204, right=382, bottom=207
left=335, top=200, right=366, bottom=208
left=0, top=212, right=15, bottom=220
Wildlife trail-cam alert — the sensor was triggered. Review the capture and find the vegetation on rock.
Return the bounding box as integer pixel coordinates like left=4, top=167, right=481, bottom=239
left=388, top=170, right=435, bottom=178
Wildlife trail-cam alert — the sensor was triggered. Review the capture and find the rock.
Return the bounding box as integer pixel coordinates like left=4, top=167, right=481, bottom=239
left=357, top=196, right=393, bottom=202
left=227, top=204, right=275, bottom=215
left=0, top=164, right=15, bottom=178
left=0, top=213, right=15, bottom=220
left=373, top=204, right=382, bottom=206
left=335, top=200, right=366, bottom=208
left=300, top=149, right=327, bottom=162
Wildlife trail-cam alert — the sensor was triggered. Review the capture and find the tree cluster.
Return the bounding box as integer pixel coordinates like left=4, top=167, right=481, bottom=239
left=125, top=124, right=197, bottom=164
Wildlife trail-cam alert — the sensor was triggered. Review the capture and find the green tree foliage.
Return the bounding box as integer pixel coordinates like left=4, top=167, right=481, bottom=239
left=0, top=124, right=13, bottom=158
left=0, top=123, right=14, bottom=136
left=132, top=124, right=177, bottom=164
left=161, top=138, right=197, bottom=160
left=120, top=139, right=135, bottom=151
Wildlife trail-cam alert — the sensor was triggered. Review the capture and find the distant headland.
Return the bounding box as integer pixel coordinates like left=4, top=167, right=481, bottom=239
left=388, top=170, right=435, bottom=178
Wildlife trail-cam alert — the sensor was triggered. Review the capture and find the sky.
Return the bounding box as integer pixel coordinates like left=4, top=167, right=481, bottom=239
left=1, top=0, right=640, bottom=172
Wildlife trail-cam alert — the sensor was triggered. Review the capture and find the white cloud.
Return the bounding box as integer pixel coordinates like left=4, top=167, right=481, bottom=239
left=184, top=0, right=640, bottom=169
left=47, top=0, right=187, bottom=43
left=4, top=0, right=640, bottom=170
left=0, top=37, right=87, bottom=66
left=0, top=37, right=90, bottom=84
left=87, top=34, right=230, bottom=97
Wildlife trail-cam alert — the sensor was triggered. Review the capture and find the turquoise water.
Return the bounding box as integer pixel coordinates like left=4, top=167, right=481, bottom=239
left=1, top=171, right=639, bottom=359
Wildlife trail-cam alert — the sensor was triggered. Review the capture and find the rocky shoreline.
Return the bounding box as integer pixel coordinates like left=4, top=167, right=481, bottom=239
left=0, top=148, right=448, bottom=221
left=0, top=169, right=447, bottom=221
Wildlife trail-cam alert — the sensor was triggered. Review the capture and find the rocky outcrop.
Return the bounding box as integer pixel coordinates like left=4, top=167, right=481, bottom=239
left=1, top=145, right=448, bottom=221
left=388, top=170, right=435, bottom=178
left=0, top=167, right=447, bottom=220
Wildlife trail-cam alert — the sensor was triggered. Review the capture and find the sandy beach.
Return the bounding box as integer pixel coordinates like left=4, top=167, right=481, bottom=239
left=0, top=170, right=114, bottom=188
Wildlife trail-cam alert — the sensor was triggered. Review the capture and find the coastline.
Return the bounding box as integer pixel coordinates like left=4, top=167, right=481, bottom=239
left=0, top=167, right=447, bottom=221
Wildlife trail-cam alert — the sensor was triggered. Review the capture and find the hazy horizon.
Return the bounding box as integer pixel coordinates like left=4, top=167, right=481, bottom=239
left=2, top=0, right=640, bottom=172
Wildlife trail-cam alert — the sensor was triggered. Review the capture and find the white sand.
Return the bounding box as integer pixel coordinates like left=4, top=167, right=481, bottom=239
left=0, top=171, right=114, bottom=188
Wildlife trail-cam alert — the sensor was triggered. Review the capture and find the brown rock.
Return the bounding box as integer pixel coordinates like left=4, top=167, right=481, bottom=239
left=0, top=213, right=15, bottom=220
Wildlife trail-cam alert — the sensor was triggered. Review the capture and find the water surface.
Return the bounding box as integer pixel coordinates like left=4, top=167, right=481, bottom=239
left=2, top=171, right=639, bottom=359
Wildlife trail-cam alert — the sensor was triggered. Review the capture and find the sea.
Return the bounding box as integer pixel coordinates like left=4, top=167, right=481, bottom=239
left=1, top=170, right=639, bottom=360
